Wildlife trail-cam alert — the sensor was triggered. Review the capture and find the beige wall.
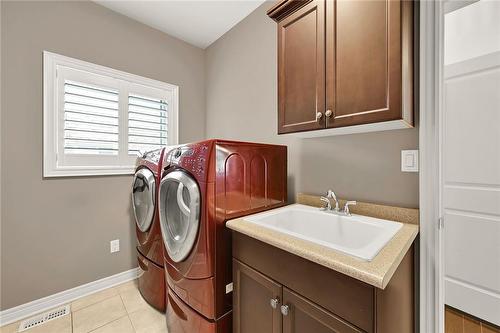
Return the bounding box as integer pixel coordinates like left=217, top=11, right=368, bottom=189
left=1, top=0, right=419, bottom=311
left=205, top=3, right=419, bottom=207
left=0, top=1, right=205, bottom=309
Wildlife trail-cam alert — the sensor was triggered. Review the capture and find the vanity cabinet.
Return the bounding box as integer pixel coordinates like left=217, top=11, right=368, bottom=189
left=232, top=232, right=415, bottom=333
left=268, top=0, right=414, bottom=136
left=233, top=259, right=282, bottom=333
left=233, top=259, right=360, bottom=333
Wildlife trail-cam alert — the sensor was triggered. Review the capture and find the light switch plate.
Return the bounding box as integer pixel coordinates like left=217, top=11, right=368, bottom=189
left=401, top=150, right=419, bottom=172
left=110, top=239, right=120, bottom=253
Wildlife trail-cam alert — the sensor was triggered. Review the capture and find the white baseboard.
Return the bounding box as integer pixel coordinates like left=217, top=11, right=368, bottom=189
left=0, top=267, right=140, bottom=326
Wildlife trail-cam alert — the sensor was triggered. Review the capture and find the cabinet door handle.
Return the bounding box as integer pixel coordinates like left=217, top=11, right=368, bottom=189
left=270, top=297, right=280, bottom=309
left=280, top=304, right=290, bottom=316
left=325, top=109, right=334, bottom=118
left=316, top=112, right=323, bottom=122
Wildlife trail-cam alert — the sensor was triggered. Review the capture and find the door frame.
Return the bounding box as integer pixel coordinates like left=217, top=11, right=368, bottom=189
left=418, top=1, right=444, bottom=332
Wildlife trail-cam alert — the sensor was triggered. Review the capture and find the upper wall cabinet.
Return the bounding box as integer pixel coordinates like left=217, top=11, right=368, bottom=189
left=268, top=0, right=414, bottom=137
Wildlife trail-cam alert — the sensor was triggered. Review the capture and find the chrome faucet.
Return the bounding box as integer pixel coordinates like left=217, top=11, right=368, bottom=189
left=320, top=190, right=357, bottom=216
left=320, top=190, right=339, bottom=212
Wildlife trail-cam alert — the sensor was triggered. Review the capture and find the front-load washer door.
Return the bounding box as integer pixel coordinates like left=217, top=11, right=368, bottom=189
left=159, top=170, right=201, bottom=263
left=132, top=168, right=156, bottom=232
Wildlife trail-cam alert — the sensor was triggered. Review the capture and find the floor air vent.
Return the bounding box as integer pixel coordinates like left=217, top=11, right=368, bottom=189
left=18, top=305, right=70, bottom=332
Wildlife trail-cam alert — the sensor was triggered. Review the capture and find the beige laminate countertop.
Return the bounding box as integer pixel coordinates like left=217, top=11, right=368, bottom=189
left=226, top=204, right=419, bottom=289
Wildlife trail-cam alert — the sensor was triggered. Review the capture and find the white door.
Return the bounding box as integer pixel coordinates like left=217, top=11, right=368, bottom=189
left=442, top=0, right=500, bottom=326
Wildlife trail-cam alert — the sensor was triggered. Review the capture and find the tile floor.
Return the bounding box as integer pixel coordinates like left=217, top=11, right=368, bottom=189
left=1, top=280, right=167, bottom=333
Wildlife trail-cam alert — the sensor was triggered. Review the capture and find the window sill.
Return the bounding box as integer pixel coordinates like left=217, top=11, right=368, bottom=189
left=43, top=166, right=135, bottom=178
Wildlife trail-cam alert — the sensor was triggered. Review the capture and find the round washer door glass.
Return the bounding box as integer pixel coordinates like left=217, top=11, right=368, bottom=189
left=132, top=168, right=156, bottom=232
left=159, top=170, right=201, bottom=263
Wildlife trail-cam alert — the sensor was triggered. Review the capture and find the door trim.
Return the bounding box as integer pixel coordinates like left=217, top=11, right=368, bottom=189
left=419, top=1, right=444, bottom=332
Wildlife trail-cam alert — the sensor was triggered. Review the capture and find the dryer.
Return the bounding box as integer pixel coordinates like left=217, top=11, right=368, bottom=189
left=158, top=139, right=287, bottom=333
left=132, top=146, right=176, bottom=312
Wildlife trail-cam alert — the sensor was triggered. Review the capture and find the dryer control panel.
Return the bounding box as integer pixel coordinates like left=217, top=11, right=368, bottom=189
left=136, top=148, right=164, bottom=177
left=164, top=141, right=212, bottom=181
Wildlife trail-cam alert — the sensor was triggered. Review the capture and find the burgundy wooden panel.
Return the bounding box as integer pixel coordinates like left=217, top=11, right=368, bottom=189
left=215, top=142, right=287, bottom=220
left=250, top=155, right=267, bottom=209
left=224, top=153, right=250, bottom=215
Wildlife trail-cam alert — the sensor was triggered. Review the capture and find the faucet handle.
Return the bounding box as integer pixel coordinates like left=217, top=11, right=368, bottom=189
left=319, top=196, right=332, bottom=211
left=343, top=201, right=357, bottom=216
left=326, top=190, right=340, bottom=211
left=326, top=189, right=336, bottom=200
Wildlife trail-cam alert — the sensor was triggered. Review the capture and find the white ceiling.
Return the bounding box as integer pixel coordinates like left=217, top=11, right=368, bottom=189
left=94, top=0, right=266, bottom=49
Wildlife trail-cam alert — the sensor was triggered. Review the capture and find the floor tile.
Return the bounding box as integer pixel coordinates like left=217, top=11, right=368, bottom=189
left=129, top=306, right=167, bottom=333
left=0, top=322, right=19, bottom=333
left=72, top=287, right=118, bottom=312
left=72, top=295, right=127, bottom=333
left=120, top=287, right=150, bottom=314
left=115, top=280, right=139, bottom=294
left=90, top=315, right=135, bottom=333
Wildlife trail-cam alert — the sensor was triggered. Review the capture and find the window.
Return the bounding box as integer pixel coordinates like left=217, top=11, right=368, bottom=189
left=43, top=51, right=178, bottom=177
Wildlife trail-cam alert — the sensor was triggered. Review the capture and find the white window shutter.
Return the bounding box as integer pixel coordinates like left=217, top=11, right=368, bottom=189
left=63, top=81, right=119, bottom=155
left=128, top=94, right=169, bottom=155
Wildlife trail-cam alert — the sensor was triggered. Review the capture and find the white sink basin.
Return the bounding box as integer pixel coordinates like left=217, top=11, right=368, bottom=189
left=244, top=204, right=403, bottom=261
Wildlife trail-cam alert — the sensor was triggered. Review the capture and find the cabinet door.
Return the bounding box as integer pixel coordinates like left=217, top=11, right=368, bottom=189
left=326, top=0, right=410, bottom=128
left=233, top=259, right=282, bottom=333
left=278, top=0, right=325, bottom=134
left=282, top=288, right=363, bottom=333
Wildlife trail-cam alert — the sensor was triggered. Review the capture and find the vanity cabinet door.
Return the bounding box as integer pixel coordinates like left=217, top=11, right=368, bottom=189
left=233, top=259, right=282, bottom=333
left=282, top=288, right=363, bottom=333
left=277, top=0, right=326, bottom=134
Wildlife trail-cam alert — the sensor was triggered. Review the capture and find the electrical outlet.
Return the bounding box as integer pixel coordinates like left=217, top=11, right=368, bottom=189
left=110, top=239, right=120, bottom=253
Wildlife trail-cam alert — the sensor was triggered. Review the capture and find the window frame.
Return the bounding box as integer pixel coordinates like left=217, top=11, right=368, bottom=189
left=43, top=51, right=179, bottom=177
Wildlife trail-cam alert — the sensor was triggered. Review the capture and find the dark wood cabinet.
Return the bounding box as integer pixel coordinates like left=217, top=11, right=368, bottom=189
left=282, top=288, right=362, bottom=333
left=233, top=259, right=362, bottom=333
left=277, top=0, right=325, bottom=134
left=268, top=0, right=414, bottom=136
left=233, top=259, right=282, bottom=333
left=232, top=232, right=415, bottom=333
